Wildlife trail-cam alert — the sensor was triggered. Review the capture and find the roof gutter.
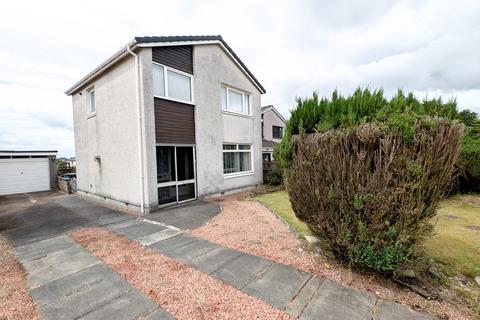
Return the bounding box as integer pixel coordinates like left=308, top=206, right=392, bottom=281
left=126, top=45, right=145, bottom=214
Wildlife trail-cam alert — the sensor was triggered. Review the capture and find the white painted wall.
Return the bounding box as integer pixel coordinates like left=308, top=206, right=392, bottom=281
left=72, top=53, right=144, bottom=209
left=193, top=44, right=263, bottom=196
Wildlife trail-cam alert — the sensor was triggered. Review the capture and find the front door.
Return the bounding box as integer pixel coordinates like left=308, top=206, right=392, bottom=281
left=156, top=145, right=196, bottom=206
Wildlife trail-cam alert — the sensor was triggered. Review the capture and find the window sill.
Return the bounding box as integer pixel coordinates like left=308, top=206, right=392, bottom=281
left=86, top=112, right=96, bottom=119
left=221, top=110, right=253, bottom=119
left=223, top=171, right=255, bottom=179
left=154, top=95, right=195, bottom=106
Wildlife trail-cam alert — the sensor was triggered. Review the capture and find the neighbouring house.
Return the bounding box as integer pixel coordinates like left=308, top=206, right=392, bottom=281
left=0, top=150, right=57, bottom=196
left=65, top=35, right=266, bottom=213
left=66, top=157, right=76, bottom=169
left=261, top=105, right=286, bottom=161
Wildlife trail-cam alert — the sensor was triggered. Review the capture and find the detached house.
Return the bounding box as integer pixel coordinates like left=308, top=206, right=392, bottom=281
left=66, top=36, right=265, bottom=213
left=261, top=105, right=286, bottom=161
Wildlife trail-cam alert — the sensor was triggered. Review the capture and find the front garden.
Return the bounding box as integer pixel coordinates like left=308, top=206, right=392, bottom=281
left=263, top=88, right=480, bottom=316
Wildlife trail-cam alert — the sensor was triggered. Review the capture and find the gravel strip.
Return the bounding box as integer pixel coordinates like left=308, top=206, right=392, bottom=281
left=69, top=228, right=294, bottom=320
left=0, top=236, right=40, bottom=320
left=190, top=196, right=476, bottom=320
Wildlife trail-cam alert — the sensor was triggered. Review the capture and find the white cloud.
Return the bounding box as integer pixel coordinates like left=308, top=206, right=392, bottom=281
left=1, top=0, right=479, bottom=156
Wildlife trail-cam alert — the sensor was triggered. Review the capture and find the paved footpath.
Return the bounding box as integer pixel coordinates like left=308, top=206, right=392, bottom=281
left=106, top=218, right=436, bottom=320
left=14, top=234, right=174, bottom=320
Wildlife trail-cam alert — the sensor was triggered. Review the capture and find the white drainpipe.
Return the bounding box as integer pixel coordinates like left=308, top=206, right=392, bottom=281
left=127, top=45, right=145, bottom=214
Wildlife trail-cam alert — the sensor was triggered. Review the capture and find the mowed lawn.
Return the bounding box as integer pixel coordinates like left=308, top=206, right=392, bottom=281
left=257, top=191, right=480, bottom=279
left=425, top=194, right=480, bottom=278
left=256, top=190, right=312, bottom=236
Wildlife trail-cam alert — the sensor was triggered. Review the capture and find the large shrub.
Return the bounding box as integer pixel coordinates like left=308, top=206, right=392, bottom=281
left=459, top=120, right=480, bottom=192
left=277, top=89, right=465, bottom=272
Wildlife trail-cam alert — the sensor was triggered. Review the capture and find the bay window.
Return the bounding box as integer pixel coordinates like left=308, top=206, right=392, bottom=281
left=223, top=144, right=253, bottom=175
left=153, top=63, right=193, bottom=103
left=221, top=86, right=250, bottom=115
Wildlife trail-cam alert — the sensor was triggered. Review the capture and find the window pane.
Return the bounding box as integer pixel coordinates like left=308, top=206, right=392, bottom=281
left=156, top=146, right=176, bottom=183
left=243, top=94, right=250, bottom=114
left=238, top=144, right=251, bottom=150
left=178, top=183, right=195, bottom=201
left=153, top=64, right=165, bottom=96
left=240, top=152, right=252, bottom=171
left=167, top=70, right=191, bottom=101
left=221, top=87, right=227, bottom=109
left=223, top=144, right=236, bottom=150
left=90, top=91, right=95, bottom=113
left=223, top=150, right=252, bottom=174
left=228, top=90, right=243, bottom=113
left=158, top=185, right=176, bottom=205
left=176, top=147, right=194, bottom=181
left=273, top=126, right=283, bottom=139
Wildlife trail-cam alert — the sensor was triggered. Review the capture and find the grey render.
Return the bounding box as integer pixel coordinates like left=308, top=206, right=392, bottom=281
left=66, top=36, right=264, bottom=213
left=261, top=105, right=286, bottom=160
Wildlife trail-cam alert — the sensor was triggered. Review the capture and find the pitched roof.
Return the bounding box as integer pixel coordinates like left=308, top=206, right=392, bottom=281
left=261, top=105, right=287, bottom=123
left=66, top=35, right=265, bottom=95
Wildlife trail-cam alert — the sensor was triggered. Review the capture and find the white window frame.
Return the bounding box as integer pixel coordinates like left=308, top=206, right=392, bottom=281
left=223, top=143, right=254, bottom=178
left=152, top=62, right=194, bottom=105
left=221, top=85, right=251, bottom=116
left=86, top=87, right=96, bottom=117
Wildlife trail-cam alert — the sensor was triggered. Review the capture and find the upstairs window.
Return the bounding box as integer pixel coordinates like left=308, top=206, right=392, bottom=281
left=153, top=63, right=193, bottom=103
left=272, top=126, right=284, bottom=139
left=87, top=87, right=96, bottom=114
left=221, top=86, right=250, bottom=115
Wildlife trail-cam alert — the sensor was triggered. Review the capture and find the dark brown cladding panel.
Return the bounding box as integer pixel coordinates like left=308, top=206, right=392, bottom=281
left=154, top=98, right=195, bottom=144
left=152, top=46, right=193, bottom=74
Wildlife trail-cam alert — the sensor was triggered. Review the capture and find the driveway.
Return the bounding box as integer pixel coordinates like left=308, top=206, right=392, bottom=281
left=1, top=193, right=435, bottom=320
left=0, top=192, right=219, bottom=320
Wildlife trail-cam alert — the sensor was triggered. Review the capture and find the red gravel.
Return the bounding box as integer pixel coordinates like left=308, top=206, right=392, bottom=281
left=0, top=236, right=40, bottom=320
left=190, top=196, right=477, bottom=320
left=70, top=228, right=293, bottom=320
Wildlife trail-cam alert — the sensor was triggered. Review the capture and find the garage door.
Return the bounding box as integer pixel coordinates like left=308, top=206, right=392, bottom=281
left=0, top=158, right=51, bottom=195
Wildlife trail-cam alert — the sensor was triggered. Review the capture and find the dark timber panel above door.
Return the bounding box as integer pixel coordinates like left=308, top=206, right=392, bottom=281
left=154, top=98, right=195, bottom=144
left=152, top=46, right=193, bottom=74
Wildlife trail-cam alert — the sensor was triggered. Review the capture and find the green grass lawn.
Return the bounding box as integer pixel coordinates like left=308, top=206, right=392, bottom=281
left=257, top=190, right=480, bottom=280
left=255, top=190, right=312, bottom=237
left=424, top=194, right=480, bottom=279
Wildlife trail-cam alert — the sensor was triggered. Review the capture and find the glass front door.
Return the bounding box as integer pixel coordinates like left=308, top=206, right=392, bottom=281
left=157, top=145, right=196, bottom=205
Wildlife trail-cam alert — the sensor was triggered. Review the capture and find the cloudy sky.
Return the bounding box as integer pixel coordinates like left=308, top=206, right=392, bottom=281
left=1, top=0, right=479, bottom=156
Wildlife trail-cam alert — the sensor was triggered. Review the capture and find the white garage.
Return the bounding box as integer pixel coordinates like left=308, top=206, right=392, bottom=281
left=0, top=151, right=57, bottom=196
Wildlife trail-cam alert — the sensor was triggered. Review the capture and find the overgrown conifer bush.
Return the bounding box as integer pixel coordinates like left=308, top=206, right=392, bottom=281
left=277, top=89, right=464, bottom=272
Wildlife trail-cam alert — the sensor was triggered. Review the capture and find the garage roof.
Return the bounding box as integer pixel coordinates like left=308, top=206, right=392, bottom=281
left=0, top=151, right=58, bottom=156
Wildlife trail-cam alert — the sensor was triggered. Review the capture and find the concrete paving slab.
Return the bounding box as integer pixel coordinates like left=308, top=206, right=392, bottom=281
left=144, top=308, right=176, bottom=320
left=114, top=222, right=165, bottom=239
left=374, top=300, right=436, bottom=320
left=26, top=249, right=100, bottom=288
left=14, top=234, right=74, bottom=254
left=34, top=265, right=132, bottom=319
left=160, top=237, right=219, bottom=264
left=22, top=245, right=94, bottom=272
left=93, top=214, right=134, bottom=227
left=149, top=233, right=198, bottom=254
left=104, top=219, right=139, bottom=231
left=190, top=245, right=243, bottom=274
left=285, top=276, right=324, bottom=318
left=77, top=288, right=159, bottom=320
left=30, top=264, right=128, bottom=306
left=137, top=228, right=182, bottom=246
left=15, top=235, right=77, bottom=262
left=243, top=262, right=311, bottom=309
left=300, top=279, right=376, bottom=320
left=211, top=253, right=273, bottom=289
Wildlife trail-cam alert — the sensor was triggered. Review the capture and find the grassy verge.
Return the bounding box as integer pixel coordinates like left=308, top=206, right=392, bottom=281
left=255, top=190, right=312, bottom=237
left=424, top=194, right=480, bottom=279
